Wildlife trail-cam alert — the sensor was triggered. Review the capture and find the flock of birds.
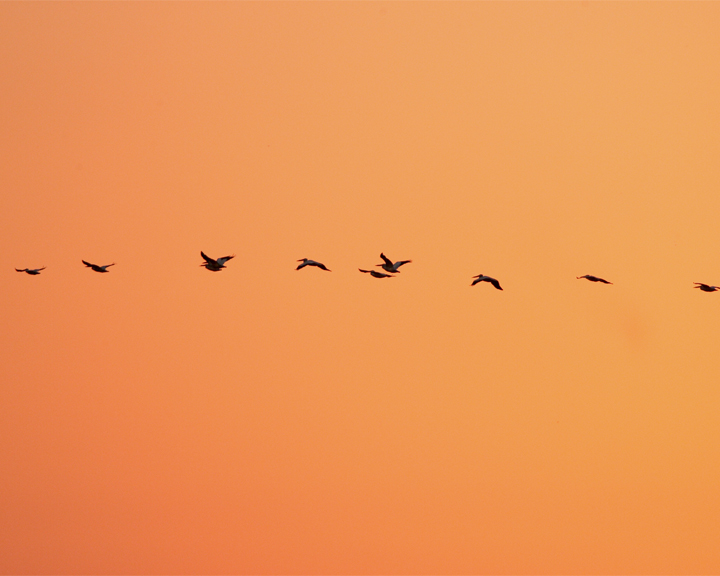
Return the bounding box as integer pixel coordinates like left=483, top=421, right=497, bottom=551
left=14, top=251, right=720, bottom=293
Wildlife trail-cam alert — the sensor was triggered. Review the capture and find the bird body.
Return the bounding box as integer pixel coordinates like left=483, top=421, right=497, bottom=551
left=694, top=283, right=720, bottom=292
left=377, top=253, right=411, bottom=273
left=200, top=251, right=234, bottom=271
left=82, top=260, right=115, bottom=273
left=360, top=268, right=394, bottom=278
left=577, top=275, right=612, bottom=284
left=471, top=274, right=502, bottom=290
left=296, top=258, right=331, bottom=271
left=16, top=267, right=45, bottom=275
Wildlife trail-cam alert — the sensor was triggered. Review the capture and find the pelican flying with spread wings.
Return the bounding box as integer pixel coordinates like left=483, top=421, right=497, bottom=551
left=16, top=267, right=45, bottom=275
left=694, top=283, right=720, bottom=292
left=471, top=274, right=503, bottom=290
left=360, top=268, right=395, bottom=278
left=296, top=259, right=331, bottom=271
left=82, top=260, right=115, bottom=273
left=200, top=251, right=235, bottom=272
left=577, top=275, right=612, bottom=284
left=377, top=253, right=411, bottom=273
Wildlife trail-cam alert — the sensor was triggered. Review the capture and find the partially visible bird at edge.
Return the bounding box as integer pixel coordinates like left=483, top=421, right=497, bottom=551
left=694, top=283, right=720, bottom=292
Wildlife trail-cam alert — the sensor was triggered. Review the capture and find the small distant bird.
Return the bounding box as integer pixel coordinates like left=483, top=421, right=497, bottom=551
left=200, top=251, right=235, bottom=272
left=359, top=268, right=394, bottom=278
left=16, top=267, right=45, bottom=275
left=694, top=283, right=720, bottom=292
left=471, top=274, right=503, bottom=290
left=82, top=260, right=115, bottom=273
left=577, top=275, right=612, bottom=284
left=377, top=253, right=411, bottom=273
left=296, top=258, right=331, bottom=271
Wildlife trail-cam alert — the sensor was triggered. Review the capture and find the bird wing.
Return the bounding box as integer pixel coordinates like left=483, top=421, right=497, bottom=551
left=394, top=260, right=411, bottom=268
left=359, top=269, right=370, bottom=273
left=379, top=253, right=393, bottom=266
left=82, top=260, right=94, bottom=267
left=316, top=262, right=330, bottom=271
left=216, top=255, right=235, bottom=265
left=15, top=268, right=26, bottom=272
left=296, top=262, right=307, bottom=270
left=490, top=278, right=503, bottom=290
left=200, top=251, right=216, bottom=265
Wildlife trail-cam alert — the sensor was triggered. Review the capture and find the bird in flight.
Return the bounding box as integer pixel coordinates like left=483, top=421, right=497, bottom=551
left=16, top=267, right=45, bottom=275
left=359, top=268, right=395, bottom=278
left=200, top=251, right=235, bottom=272
left=577, top=275, right=612, bottom=284
left=82, top=260, right=115, bottom=273
left=471, top=274, right=503, bottom=290
left=694, top=283, right=720, bottom=292
left=377, top=253, right=412, bottom=273
left=296, top=258, right=331, bottom=271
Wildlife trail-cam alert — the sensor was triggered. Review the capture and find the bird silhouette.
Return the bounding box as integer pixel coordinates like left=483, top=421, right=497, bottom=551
left=359, top=268, right=394, bottom=278
left=577, top=275, right=612, bottom=284
left=200, top=251, right=234, bottom=272
left=377, top=253, right=411, bottom=273
left=82, top=260, right=115, bottom=273
left=16, top=267, right=45, bottom=275
left=471, top=274, right=503, bottom=290
left=296, top=259, right=331, bottom=271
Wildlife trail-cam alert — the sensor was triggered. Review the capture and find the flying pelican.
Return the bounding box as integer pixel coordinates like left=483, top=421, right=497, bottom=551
left=16, top=267, right=45, bottom=275
left=82, top=260, right=115, bottom=273
left=200, top=251, right=235, bottom=272
left=377, top=253, right=411, bottom=273
left=471, top=274, right=503, bottom=290
left=296, top=258, right=331, bottom=271
left=577, top=275, right=612, bottom=284
left=359, top=268, right=395, bottom=278
left=694, top=283, right=720, bottom=292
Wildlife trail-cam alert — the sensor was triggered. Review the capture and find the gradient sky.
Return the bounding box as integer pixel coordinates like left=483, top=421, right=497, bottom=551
left=2, top=2, right=720, bottom=574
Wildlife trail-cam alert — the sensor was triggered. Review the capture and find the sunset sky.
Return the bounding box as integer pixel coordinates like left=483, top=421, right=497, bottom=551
left=2, top=2, right=720, bottom=574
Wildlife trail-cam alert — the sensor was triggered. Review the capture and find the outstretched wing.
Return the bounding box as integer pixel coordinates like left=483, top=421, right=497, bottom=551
left=216, top=255, right=235, bottom=265
left=394, top=260, right=411, bottom=269
left=379, top=253, right=393, bottom=266
left=15, top=268, right=26, bottom=272
left=315, top=262, right=331, bottom=271
left=359, top=269, right=370, bottom=273
left=200, top=251, right=216, bottom=265
left=82, top=260, right=94, bottom=268
left=489, top=278, right=503, bottom=290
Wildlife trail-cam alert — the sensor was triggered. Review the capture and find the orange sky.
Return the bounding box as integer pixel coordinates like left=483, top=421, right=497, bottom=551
left=2, top=2, right=720, bottom=574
